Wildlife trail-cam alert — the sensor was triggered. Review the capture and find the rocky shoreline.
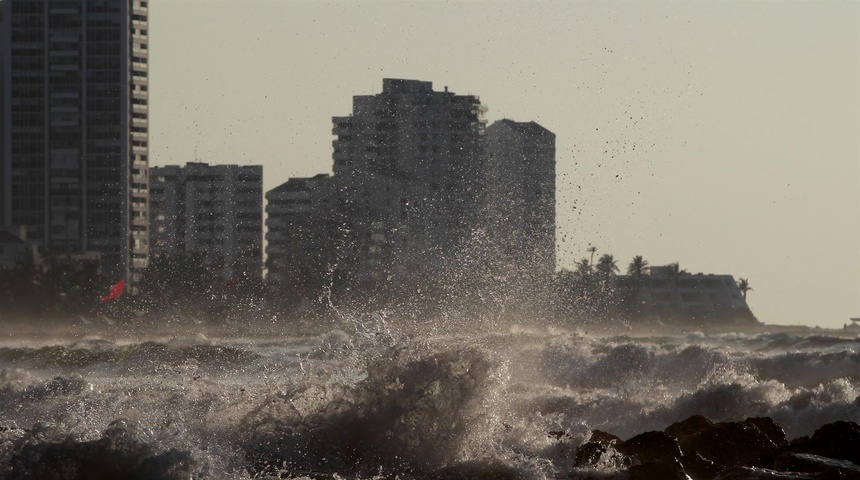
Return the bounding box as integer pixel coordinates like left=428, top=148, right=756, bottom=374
left=568, top=416, right=860, bottom=479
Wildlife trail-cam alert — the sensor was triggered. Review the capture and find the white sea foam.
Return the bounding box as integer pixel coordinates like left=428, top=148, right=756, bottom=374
left=0, top=318, right=858, bottom=479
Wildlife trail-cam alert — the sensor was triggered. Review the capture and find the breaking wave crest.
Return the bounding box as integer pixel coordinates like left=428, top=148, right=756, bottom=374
left=0, top=317, right=858, bottom=478
left=243, top=344, right=501, bottom=477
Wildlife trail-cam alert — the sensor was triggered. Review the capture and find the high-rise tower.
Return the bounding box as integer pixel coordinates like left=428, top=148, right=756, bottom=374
left=330, top=79, right=487, bottom=290
left=483, top=119, right=556, bottom=278
left=1, top=0, right=150, bottom=283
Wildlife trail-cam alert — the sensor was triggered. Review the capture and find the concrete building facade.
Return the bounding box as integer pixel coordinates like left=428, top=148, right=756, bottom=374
left=615, top=266, right=754, bottom=321
left=0, top=0, right=150, bottom=284
left=150, top=162, right=263, bottom=282
left=265, top=174, right=336, bottom=287
left=483, top=119, right=556, bottom=281
left=265, top=174, right=339, bottom=309
left=0, top=225, right=35, bottom=268
left=330, top=78, right=488, bottom=289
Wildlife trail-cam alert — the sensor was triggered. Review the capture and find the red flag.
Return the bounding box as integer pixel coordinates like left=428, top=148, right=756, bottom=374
left=100, top=280, right=125, bottom=302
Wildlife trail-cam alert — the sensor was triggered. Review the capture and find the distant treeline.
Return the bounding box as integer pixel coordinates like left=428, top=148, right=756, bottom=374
left=0, top=252, right=267, bottom=323
left=0, top=250, right=755, bottom=327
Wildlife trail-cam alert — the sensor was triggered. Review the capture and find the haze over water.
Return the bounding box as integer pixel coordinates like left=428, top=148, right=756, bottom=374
left=1, top=317, right=859, bottom=478
left=148, top=0, right=860, bottom=329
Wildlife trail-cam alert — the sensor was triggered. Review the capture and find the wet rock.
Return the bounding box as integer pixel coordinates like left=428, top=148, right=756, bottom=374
left=428, top=460, right=525, bottom=480
left=665, top=415, right=714, bottom=441
left=774, top=452, right=860, bottom=479
left=617, top=430, right=683, bottom=465
left=680, top=450, right=722, bottom=480
left=786, top=421, right=860, bottom=466
left=628, top=458, right=688, bottom=480
left=746, top=417, right=788, bottom=449
left=574, top=429, right=622, bottom=467
left=673, top=418, right=783, bottom=471
left=712, top=466, right=817, bottom=479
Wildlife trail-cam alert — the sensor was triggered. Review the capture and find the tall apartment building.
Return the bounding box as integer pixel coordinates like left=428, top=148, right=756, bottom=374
left=265, top=174, right=336, bottom=297
left=149, top=162, right=263, bottom=282
left=0, top=0, right=150, bottom=283
left=330, top=78, right=487, bottom=288
left=483, top=119, right=556, bottom=280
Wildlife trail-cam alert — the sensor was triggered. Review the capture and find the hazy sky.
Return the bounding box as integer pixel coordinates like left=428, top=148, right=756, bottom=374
left=148, top=0, right=860, bottom=329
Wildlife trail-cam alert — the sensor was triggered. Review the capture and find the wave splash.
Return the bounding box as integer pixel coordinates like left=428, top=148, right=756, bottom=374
left=244, top=343, right=500, bottom=477
left=0, top=318, right=859, bottom=479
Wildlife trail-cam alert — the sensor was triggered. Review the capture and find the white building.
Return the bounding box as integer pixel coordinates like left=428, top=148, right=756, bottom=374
left=150, top=162, right=262, bottom=282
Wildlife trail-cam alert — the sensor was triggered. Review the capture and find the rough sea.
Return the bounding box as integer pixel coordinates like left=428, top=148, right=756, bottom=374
left=1, top=314, right=858, bottom=479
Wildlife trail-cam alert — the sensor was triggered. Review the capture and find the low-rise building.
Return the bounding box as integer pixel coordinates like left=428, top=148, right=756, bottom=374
left=616, top=266, right=754, bottom=322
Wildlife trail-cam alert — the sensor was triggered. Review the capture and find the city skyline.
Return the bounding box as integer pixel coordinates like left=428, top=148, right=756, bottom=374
left=263, top=78, right=557, bottom=315
left=2, top=0, right=846, bottom=328
left=145, top=1, right=858, bottom=329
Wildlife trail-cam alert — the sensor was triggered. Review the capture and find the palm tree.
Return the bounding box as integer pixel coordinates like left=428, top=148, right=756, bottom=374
left=587, top=245, right=598, bottom=266
left=625, top=255, right=649, bottom=318
left=627, top=255, right=649, bottom=278
left=737, top=278, right=752, bottom=300
left=596, top=254, right=619, bottom=276
left=585, top=254, right=617, bottom=318
left=574, top=257, right=592, bottom=276
left=665, top=262, right=688, bottom=279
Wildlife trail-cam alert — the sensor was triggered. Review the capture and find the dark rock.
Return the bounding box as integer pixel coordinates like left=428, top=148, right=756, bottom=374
left=428, top=461, right=525, bottom=480
left=786, top=421, right=860, bottom=467
left=680, top=451, right=722, bottom=480
left=675, top=418, right=783, bottom=471
left=617, top=430, right=683, bottom=464
left=712, top=466, right=817, bottom=479
left=589, top=429, right=623, bottom=445
left=774, top=452, right=860, bottom=479
left=666, top=415, right=714, bottom=441
left=575, top=430, right=622, bottom=467
left=746, top=417, right=788, bottom=449
left=628, top=459, right=688, bottom=480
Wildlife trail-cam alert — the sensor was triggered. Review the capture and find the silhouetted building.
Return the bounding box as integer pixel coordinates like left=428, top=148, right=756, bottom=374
left=483, top=119, right=556, bottom=280
left=265, top=174, right=336, bottom=291
left=150, top=162, right=263, bottom=282
left=0, top=225, right=35, bottom=268
left=330, top=78, right=487, bottom=290
left=268, top=79, right=557, bottom=313
left=1, top=0, right=150, bottom=284
left=616, top=267, right=754, bottom=322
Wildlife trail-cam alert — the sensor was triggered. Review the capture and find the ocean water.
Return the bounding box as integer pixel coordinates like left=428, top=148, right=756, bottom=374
left=1, top=315, right=858, bottom=479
